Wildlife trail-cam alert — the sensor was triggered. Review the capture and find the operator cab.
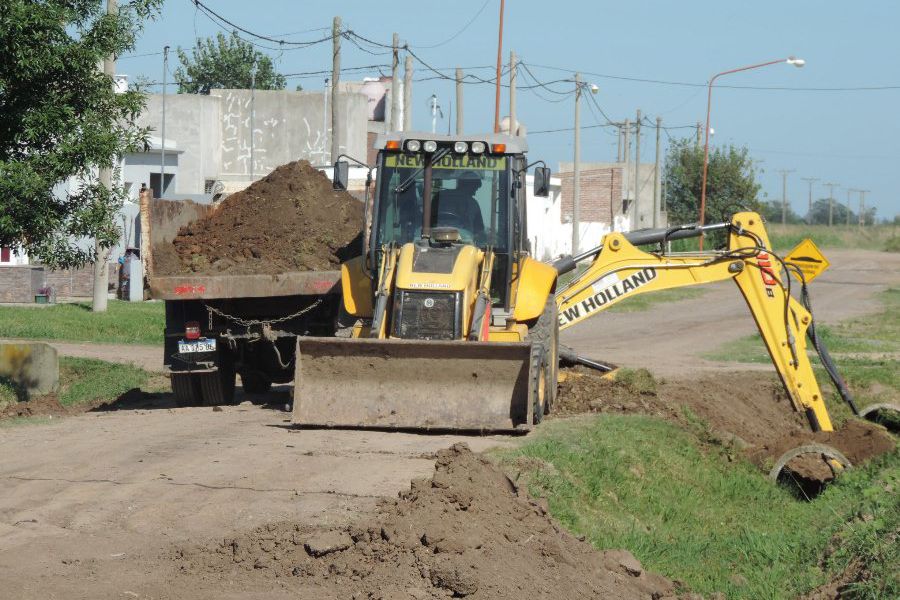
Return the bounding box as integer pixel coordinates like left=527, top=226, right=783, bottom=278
left=339, top=133, right=549, bottom=309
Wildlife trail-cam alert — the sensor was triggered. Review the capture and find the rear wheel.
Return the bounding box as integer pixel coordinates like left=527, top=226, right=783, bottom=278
left=171, top=372, right=202, bottom=407
left=200, top=364, right=236, bottom=406
left=527, top=296, right=559, bottom=413
left=240, top=371, right=272, bottom=394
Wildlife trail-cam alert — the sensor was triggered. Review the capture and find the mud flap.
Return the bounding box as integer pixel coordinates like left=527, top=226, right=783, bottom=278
left=292, top=337, right=534, bottom=432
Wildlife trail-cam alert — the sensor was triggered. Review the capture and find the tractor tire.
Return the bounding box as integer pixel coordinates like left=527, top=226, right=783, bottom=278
left=530, top=344, right=548, bottom=425
left=199, top=364, right=236, bottom=406
left=526, top=296, right=560, bottom=412
left=240, top=371, right=272, bottom=394
left=171, top=372, right=202, bottom=407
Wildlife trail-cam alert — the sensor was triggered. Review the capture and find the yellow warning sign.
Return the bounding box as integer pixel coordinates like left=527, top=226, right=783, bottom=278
left=785, top=238, right=830, bottom=283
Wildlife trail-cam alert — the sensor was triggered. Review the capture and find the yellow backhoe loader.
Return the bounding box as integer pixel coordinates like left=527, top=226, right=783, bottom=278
left=292, top=132, right=860, bottom=452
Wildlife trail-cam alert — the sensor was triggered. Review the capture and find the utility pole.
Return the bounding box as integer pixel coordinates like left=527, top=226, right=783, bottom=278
left=823, top=182, right=839, bottom=226
left=846, top=189, right=856, bottom=226
left=330, top=16, right=341, bottom=163
left=403, top=55, right=413, bottom=131
left=623, top=118, right=630, bottom=217
left=93, top=0, right=116, bottom=313
left=777, top=169, right=795, bottom=225
left=858, top=189, right=870, bottom=226
left=161, top=45, right=168, bottom=194
left=615, top=123, right=623, bottom=162
left=390, top=32, right=400, bottom=131
left=250, top=61, right=257, bottom=180
left=455, top=68, right=464, bottom=134
left=653, top=116, right=661, bottom=227
left=493, top=0, right=505, bottom=133
left=695, top=121, right=702, bottom=147
left=572, top=73, right=582, bottom=254
left=509, top=50, right=517, bottom=136
left=633, top=109, right=641, bottom=227
left=800, top=177, right=819, bottom=224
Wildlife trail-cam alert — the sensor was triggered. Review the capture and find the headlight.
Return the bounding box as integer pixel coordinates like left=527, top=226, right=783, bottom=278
left=470, top=141, right=486, bottom=154
left=453, top=141, right=468, bottom=153
left=423, top=140, right=438, bottom=153
left=405, top=139, right=421, bottom=152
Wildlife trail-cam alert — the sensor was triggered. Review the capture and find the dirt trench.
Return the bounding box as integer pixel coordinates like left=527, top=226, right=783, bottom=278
left=553, top=367, right=895, bottom=483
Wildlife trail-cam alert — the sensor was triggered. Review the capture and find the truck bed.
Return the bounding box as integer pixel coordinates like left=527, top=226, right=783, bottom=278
left=150, top=270, right=341, bottom=300
left=145, top=197, right=341, bottom=300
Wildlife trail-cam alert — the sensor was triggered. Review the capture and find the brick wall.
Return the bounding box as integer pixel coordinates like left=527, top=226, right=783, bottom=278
left=45, top=267, right=95, bottom=298
left=0, top=266, right=42, bottom=303
left=558, top=166, right=624, bottom=225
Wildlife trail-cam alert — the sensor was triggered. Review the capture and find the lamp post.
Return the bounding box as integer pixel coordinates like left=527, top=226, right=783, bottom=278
left=698, top=56, right=804, bottom=249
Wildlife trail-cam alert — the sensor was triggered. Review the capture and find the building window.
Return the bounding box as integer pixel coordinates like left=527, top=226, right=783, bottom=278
left=204, top=179, right=216, bottom=194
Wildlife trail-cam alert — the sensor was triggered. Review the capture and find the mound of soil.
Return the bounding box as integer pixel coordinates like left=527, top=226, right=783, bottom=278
left=553, top=368, right=895, bottom=483
left=156, top=160, right=363, bottom=275
left=175, top=444, right=683, bottom=599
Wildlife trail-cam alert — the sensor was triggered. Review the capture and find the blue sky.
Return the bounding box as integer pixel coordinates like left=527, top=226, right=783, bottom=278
left=121, top=0, right=900, bottom=220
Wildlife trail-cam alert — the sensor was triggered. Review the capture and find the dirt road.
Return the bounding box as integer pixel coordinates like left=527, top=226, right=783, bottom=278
left=562, top=249, right=900, bottom=376
left=0, top=248, right=895, bottom=598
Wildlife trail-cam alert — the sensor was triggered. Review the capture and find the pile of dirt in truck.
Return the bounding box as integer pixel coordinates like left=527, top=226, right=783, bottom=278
left=553, top=367, right=896, bottom=483
left=174, top=444, right=684, bottom=599
left=154, top=160, right=363, bottom=275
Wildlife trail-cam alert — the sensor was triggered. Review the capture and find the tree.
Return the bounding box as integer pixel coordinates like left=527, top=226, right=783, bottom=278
left=760, top=200, right=803, bottom=225
left=0, top=0, right=162, bottom=267
left=808, top=198, right=855, bottom=225
left=174, top=32, right=286, bottom=94
left=663, top=138, right=762, bottom=229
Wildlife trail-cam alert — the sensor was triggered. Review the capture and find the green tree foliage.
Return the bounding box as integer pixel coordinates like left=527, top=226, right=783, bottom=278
left=0, top=0, right=161, bottom=267
left=174, top=32, right=286, bottom=94
left=760, top=200, right=804, bottom=225
left=808, top=198, right=856, bottom=225
left=663, top=138, right=762, bottom=226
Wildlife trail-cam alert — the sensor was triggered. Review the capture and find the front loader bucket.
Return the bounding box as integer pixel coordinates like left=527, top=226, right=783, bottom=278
left=292, top=337, right=533, bottom=432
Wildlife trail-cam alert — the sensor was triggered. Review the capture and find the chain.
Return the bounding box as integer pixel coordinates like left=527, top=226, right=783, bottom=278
left=204, top=298, right=324, bottom=328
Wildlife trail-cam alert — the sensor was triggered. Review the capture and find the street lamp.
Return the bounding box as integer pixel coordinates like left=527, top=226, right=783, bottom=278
left=698, top=56, right=805, bottom=249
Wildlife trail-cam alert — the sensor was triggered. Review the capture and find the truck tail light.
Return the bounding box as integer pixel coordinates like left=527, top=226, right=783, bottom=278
left=185, top=321, right=201, bottom=340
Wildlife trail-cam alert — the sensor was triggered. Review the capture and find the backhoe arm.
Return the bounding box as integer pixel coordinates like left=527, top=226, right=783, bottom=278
left=554, top=212, right=833, bottom=432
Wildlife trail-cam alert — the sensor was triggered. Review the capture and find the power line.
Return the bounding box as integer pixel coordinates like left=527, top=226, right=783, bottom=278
left=410, top=0, right=491, bottom=49
left=189, top=0, right=337, bottom=47
left=525, top=62, right=900, bottom=92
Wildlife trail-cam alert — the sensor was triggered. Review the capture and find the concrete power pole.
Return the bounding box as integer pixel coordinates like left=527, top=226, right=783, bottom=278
left=695, top=121, right=702, bottom=147
left=93, top=0, right=117, bottom=313
left=858, top=190, right=870, bottom=226
left=633, top=109, right=641, bottom=227
left=622, top=118, right=630, bottom=217
left=777, top=169, right=795, bottom=225
left=846, top=189, right=856, bottom=226
left=653, top=116, right=661, bottom=227
left=403, top=55, right=413, bottom=131
left=455, top=68, right=464, bottom=135
left=161, top=45, right=168, bottom=193
left=390, top=33, right=400, bottom=131
left=330, top=16, right=341, bottom=163
left=823, top=182, right=839, bottom=226
left=615, top=123, right=623, bottom=162
left=800, top=177, right=819, bottom=224
left=572, top=73, right=582, bottom=254
left=509, top=50, right=517, bottom=136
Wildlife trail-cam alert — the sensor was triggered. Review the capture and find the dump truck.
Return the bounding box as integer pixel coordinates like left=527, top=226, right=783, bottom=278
left=146, top=198, right=344, bottom=406
left=291, top=131, right=877, bottom=477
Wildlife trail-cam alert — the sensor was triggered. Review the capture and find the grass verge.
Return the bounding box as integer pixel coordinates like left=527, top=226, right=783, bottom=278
left=58, top=356, right=166, bottom=407
left=0, top=300, right=164, bottom=345
left=499, top=416, right=898, bottom=599
left=1, top=357, right=166, bottom=420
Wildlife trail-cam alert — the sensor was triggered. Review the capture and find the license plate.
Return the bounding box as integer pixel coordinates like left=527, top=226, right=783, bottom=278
left=178, top=338, right=217, bottom=353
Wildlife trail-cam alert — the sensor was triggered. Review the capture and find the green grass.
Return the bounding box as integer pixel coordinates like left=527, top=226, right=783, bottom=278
left=0, top=300, right=164, bottom=345
left=499, top=416, right=899, bottom=599
left=57, top=357, right=165, bottom=407
left=668, top=224, right=898, bottom=253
